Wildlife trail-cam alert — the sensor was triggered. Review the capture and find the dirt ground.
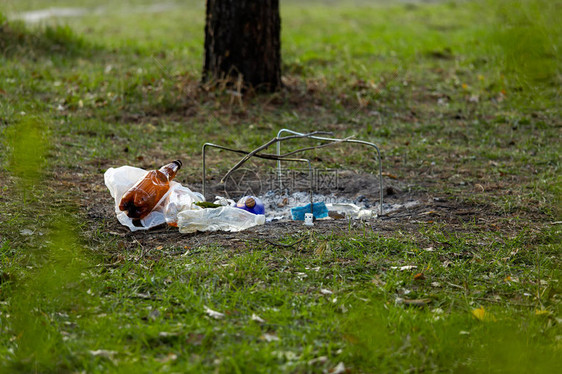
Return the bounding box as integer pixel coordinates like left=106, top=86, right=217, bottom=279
left=76, top=168, right=538, bottom=255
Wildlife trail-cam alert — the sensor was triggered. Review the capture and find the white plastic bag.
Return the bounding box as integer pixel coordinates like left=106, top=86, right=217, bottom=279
left=104, top=166, right=203, bottom=231
left=325, top=203, right=375, bottom=220
left=177, top=206, right=265, bottom=233
left=164, top=184, right=205, bottom=227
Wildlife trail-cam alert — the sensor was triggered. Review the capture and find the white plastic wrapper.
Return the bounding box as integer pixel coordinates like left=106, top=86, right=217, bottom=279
left=325, top=203, right=375, bottom=220
left=177, top=206, right=265, bottom=233
left=104, top=166, right=203, bottom=231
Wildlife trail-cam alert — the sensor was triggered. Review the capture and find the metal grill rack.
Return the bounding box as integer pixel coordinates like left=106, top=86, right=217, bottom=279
left=202, top=129, right=384, bottom=216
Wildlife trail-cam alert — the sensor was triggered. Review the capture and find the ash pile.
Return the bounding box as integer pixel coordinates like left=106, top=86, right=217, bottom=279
left=214, top=169, right=420, bottom=223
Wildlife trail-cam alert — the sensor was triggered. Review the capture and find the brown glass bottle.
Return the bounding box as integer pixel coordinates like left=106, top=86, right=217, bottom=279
left=119, top=160, right=182, bottom=219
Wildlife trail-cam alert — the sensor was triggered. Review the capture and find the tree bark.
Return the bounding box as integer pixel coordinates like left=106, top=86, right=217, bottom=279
left=203, top=0, right=281, bottom=92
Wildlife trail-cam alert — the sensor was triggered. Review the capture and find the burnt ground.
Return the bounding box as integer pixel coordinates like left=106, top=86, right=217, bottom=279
left=77, top=169, right=541, bottom=255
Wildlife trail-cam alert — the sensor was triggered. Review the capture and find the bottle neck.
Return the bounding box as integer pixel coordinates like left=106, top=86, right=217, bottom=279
left=159, top=160, right=182, bottom=179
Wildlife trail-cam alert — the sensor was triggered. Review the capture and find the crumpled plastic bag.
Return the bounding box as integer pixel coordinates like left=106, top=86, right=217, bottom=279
left=104, top=165, right=203, bottom=231
left=325, top=203, right=375, bottom=219
left=177, top=206, right=265, bottom=233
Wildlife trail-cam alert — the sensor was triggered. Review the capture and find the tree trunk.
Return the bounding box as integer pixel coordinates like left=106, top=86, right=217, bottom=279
left=203, top=0, right=281, bottom=92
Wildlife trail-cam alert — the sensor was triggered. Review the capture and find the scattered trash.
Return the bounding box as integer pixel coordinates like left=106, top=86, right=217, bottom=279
left=105, top=162, right=266, bottom=233
left=304, top=213, right=314, bottom=226
left=291, top=202, right=328, bottom=221
left=104, top=125, right=415, bottom=232
left=104, top=164, right=203, bottom=231
left=106, top=161, right=420, bottom=233
left=163, top=184, right=206, bottom=227
left=20, top=229, right=34, bottom=236
left=202, top=128, right=384, bottom=216
left=328, top=211, right=346, bottom=219
left=213, top=196, right=236, bottom=207
left=326, top=203, right=375, bottom=220
left=235, top=196, right=265, bottom=215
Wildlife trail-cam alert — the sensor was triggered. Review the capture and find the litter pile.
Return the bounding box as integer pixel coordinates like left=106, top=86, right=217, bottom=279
left=258, top=191, right=376, bottom=222
left=105, top=129, right=397, bottom=233
left=257, top=190, right=419, bottom=223
left=105, top=160, right=406, bottom=233
left=105, top=161, right=265, bottom=233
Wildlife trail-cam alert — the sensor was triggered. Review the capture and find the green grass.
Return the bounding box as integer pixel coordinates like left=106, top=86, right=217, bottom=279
left=1, top=0, right=561, bottom=372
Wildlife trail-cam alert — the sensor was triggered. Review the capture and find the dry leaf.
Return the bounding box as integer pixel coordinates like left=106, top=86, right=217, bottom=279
left=414, top=273, right=425, bottom=280
left=420, top=210, right=437, bottom=215
left=381, top=172, right=399, bottom=179
left=472, top=307, right=486, bottom=321
left=471, top=306, right=495, bottom=321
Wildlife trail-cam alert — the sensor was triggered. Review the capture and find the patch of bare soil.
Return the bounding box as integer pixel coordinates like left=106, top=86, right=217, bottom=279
left=72, top=167, right=537, bottom=255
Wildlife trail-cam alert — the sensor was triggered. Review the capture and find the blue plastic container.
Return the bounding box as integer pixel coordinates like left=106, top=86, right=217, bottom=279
left=290, top=202, right=328, bottom=221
